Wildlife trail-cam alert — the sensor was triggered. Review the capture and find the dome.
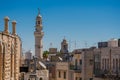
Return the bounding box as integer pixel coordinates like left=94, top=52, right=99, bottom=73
left=36, top=14, right=42, bottom=18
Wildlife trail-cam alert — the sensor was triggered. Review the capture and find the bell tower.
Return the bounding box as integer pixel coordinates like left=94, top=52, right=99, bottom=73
left=60, top=38, right=69, bottom=54
left=34, top=10, right=44, bottom=59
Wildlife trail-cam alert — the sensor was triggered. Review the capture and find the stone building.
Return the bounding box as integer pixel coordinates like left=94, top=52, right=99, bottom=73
left=25, top=50, right=32, bottom=60
left=56, top=62, right=69, bottom=80
left=20, top=57, right=49, bottom=80
left=94, top=47, right=120, bottom=79
left=69, top=51, right=82, bottom=80
left=69, top=48, right=94, bottom=80
left=0, top=16, right=22, bottom=80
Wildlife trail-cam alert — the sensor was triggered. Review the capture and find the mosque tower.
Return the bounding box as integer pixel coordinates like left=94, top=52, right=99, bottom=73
left=34, top=10, right=44, bottom=59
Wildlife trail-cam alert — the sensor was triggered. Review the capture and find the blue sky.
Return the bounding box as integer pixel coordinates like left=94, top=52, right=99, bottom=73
left=0, top=0, right=120, bottom=53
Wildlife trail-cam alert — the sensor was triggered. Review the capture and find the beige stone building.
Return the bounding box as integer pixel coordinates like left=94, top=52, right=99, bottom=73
left=69, top=52, right=81, bottom=80
left=20, top=58, right=49, bottom=80
left=56, top=62, right=69, bottom=80
left=70, top=48, right=94, bottom=80
left=0, top=16, right=22, bottom=80
left=94, top=47, right=120, bottom=79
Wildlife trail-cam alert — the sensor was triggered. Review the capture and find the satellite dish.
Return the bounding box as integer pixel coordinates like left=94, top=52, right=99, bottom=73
left=39, top=61, right=46, bottom=69
left=58, top=57, right=63, bottom=61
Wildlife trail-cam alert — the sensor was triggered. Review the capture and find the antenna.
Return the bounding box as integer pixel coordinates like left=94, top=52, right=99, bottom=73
left=64, top=36, right=65, bottom=39
left=84, top=41, right=88, bottom=48
left=69, top=40, right=71, bottom=52
left=75, top=41, right=76, bottom=49
left=50, top=42, right=53, bottom=48
left=38, top=8, right=40, bottom=15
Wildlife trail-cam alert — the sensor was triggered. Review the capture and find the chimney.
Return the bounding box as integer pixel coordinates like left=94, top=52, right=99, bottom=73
left=4, top=16, right=9, bottom=34
left=12, top=20, right=16, bottom=35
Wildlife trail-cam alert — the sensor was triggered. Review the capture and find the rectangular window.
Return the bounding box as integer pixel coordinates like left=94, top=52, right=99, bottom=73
left=76, top=77, right=77, bottom=80
left=58, top=71, right=61, bottom=78
left=89, top=78, right=93, bottom=80
left=75, top=59, right=78, bottom=69
left=64, top=71, right=66, bottom=79
left=119, top=59, right=120, bottom=70
left=89, top=59, right=93, bottom=65
left=80, top=59, right=82, bottom=65
left=79, top=77, right=82, bottom=80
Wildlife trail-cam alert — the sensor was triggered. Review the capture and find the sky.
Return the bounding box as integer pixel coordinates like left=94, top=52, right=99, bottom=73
left=0, top=0, right=120, bottom=53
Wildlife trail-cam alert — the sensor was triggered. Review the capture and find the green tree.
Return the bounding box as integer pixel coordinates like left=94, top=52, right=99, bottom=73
left=43, top=50, right=49, bottom=59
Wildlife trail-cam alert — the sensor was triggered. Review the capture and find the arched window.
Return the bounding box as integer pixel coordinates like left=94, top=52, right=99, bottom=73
left=40, top=77, right=42, bottom=80
left=38, top=21, right=40, bottom=24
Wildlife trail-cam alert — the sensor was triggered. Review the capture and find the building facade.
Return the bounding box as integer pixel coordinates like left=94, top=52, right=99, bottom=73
left=0, top=16, right=21, bottom=80
left=56, top=62, right=69, bottom=80
left=70, top=48, right=94, bottom=80
left=94, top=47, right=120, bottom=79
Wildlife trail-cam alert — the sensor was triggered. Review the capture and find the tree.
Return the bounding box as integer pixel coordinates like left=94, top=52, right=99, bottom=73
left=43, top=51, right=49, bottom=59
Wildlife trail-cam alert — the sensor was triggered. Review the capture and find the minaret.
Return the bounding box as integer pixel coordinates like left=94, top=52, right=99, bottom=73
left=34, top=10, right=44, bottom=59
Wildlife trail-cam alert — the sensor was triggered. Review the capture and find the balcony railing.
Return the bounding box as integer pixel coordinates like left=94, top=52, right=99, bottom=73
left=69, top=65, right=81, bottom=73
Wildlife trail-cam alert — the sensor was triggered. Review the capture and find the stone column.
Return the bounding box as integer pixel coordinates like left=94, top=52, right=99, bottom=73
left=12, top=20, right=16, bottom=35
left=4, top=16, right=9, bottom=34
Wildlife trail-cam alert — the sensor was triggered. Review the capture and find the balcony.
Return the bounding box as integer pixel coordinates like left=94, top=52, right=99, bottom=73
left=69, top=65, right=81, bottom=73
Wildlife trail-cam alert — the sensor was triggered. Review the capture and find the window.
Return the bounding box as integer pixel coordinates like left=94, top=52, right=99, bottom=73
left=102, top=59, right=104, bottom=69
left=113, top=59, right=115, bottom=70
left=89, top=59, right=93, bottom=65
left=75, top=59, right=78, bottom=69
left=89, top=78, right=93, bottom=80
left=76, top=77, right=77, bottom=80
left=58, top=71, right=61, bottom=78
left=38, top=21, right=40, bottom=24
left=79, top=59, right=82, bottom=65
left=79, top=78, right=82, bottom=80
left=64, top=71, right=66, bottom=79
left=116, top=59, right=118, bottom=71
left=40, top=78, right=42, bottom=80
left=107, top=59, right=109, bottom=69
left=119, top=59, right=120, bottom=70
left=105, top=59, right=106, bottom=69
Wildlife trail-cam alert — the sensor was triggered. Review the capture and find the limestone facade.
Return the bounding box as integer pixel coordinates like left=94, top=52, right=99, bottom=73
left=94, top=47, right=120, bottom=76
left=70, top=48, right=94, bottom=80
left=56, top=62, right=69, bottom=80
left=0, top=16, right=21, bottom=80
